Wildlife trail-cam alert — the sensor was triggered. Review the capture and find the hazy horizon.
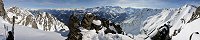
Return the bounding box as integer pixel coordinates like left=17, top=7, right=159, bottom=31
left=3, top=0, right=200, bottom=9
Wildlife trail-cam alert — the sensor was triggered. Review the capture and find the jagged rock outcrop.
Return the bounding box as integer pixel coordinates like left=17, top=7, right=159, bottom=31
left=80, top=13, right=124, bottom=34
left=66, top=13, right=125, bottom=40
left=151, top=24, right=171, bottom=40
left=81, top=13, right=96, bottom=30
left=66, top=14, right=82, bottom=40
left=5, top=7, right=68, bottom=31
left=104, top=22, right=124, bottom=34
left=101, top=18, right=117, bottom=34
left=110, top=23, right=123, bottom=34
left=188, top=6, right=200, bottom=23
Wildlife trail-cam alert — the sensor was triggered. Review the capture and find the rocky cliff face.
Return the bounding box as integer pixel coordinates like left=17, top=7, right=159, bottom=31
left=5, top=7, right=68, bottom=31
left=0, top=0, right=6, bottom=16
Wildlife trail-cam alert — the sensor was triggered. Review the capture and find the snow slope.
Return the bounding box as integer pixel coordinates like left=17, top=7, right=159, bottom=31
left=138, top=4, right=199, bottom=40
left=0, top=17, right=66, bottom=40
left=172, top=17, right=200, bottom=40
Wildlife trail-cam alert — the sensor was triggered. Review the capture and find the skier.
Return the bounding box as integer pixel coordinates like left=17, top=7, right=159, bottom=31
left=6, top=31, right=14, bottom=40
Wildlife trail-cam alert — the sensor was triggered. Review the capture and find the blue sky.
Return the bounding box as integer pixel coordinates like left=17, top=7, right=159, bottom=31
left=3, top=0, right=200, bottom=9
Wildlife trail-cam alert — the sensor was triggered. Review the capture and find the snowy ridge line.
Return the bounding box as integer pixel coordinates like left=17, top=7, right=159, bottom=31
left=137, top=4, right=200, bottom=40
left=5, top=7, right=68, bottom=32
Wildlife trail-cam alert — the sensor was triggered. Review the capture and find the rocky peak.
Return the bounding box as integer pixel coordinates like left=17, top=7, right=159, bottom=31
left=7, top=7, right=20, bottom=14
left=66, top=13, right=124, bottom=40
left=5, top=7, right=68, bottom=32
left=7, top=6, right=32, bottom=16
left=66, top=14, right=82, bottom=40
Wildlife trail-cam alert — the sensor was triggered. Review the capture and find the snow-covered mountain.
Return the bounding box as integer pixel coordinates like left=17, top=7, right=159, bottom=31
left=0, top=0, right=200, bottom=39
left=135, top=4, right=200, bottom=40
left=5, top=7, right=68, bottom=31
left=29, top=6, right=163, bottom=35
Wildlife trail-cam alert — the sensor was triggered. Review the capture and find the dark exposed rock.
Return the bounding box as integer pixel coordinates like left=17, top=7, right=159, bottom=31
left=187, top=6, right=200, bottom=23
left=151, top=24, right=171, bottom=40
left=91, top=16, right=103, bottom=33
left=66, top=13, right=125, bottom=39
left=110, top=23, right=123, bottom=34
left=103, top=22, right=124, bottom=34
left=66, top=14, right=82, bottom=40
left=81, top=13, right=96, bottom=30
left=101, top=18, right=110, bottom=28
left=0, top=0, right=6, bottom=17
left=104, top=29, right=116, bottom=34
left=100, top=18, right=117, bottom=34
left=189, top=32, right=199, bottom=40
left=91, top=23, right=102, bottom=33
left=172, top=26, right=182, bottom=36
left=32, top=20, right=38, bottom=29
left=25, top=15, right=33, bottom=26
left=114, top=25, right=123, bottom=34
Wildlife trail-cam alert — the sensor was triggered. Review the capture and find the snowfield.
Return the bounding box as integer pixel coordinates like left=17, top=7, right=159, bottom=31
left=0, top=17, right=67, bottom=40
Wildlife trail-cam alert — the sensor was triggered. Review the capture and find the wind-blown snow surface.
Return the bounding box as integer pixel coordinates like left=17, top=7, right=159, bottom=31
left=0, top=17, right=66, bottom=40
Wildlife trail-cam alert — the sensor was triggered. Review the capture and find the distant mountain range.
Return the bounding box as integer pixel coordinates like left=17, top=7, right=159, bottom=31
left=28, top=6, right=162, bottom=35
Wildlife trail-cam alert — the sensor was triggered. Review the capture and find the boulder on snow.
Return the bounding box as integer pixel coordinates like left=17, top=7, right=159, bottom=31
left=66, top=14, right=82, bottom=40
